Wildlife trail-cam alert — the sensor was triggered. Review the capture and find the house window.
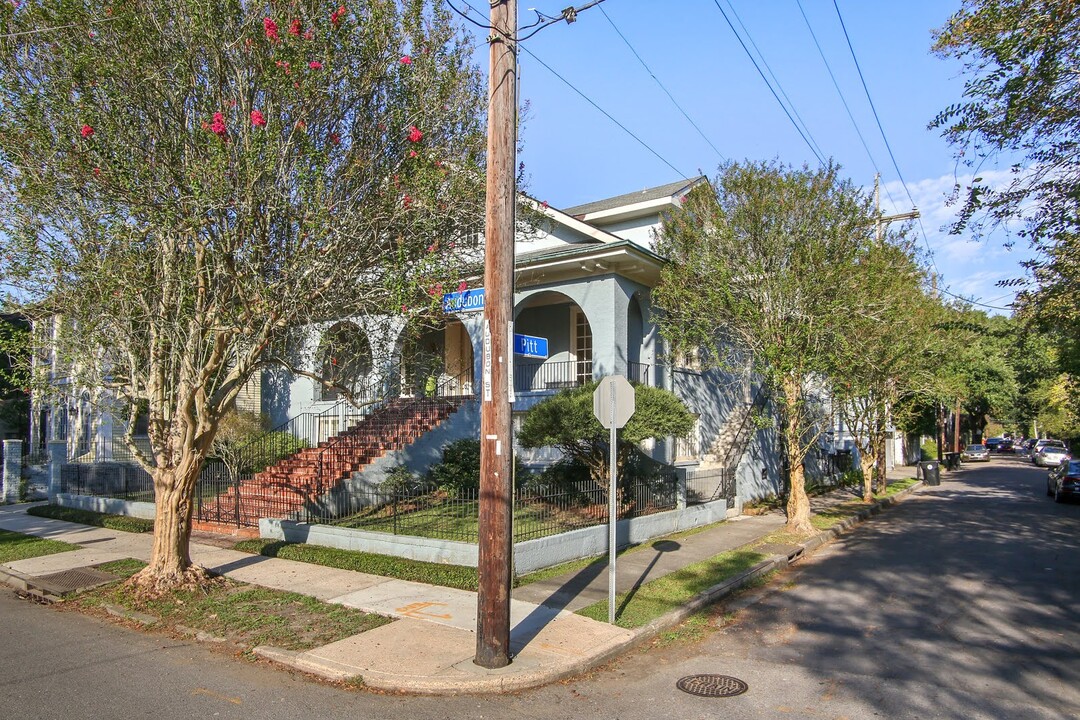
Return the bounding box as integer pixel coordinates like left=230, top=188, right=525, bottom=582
left=571, top=308, right=592, bottom=384
left=675, top=346, right=702, bottom=372
left=675, top=415, right=701, bottom=462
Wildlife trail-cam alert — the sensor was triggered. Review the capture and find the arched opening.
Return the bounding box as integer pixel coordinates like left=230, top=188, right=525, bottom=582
left=627, top=293, right=648, bottom=384
left=513, top=291, right=593, bottom=392
left=317, top=321, right=373, bottom=402
left=396, top=318, right=473, bottom=397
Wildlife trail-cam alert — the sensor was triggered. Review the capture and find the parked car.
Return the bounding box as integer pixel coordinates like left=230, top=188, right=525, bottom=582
left=984, top=437, right=1003, bottom=452
left=1033, top=440, right=1069, bottom=467
left=1048, top=460, right=1080, bottom=503
left=998, top=438, right=1014, bottom=453
left=961, top=444, right=990, bottom=462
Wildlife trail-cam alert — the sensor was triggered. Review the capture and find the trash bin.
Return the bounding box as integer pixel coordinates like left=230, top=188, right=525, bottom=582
left=920, top=460, right=940, bottom=486
left=944, top=452, right=961, bottom=470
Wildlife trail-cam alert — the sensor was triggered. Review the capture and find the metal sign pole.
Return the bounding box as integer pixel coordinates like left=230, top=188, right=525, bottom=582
left=608, top=378, right=617, bottom=625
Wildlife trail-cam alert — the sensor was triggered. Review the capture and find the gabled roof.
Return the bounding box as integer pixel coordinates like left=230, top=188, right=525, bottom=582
left=562, top=176, right=707, bottom=218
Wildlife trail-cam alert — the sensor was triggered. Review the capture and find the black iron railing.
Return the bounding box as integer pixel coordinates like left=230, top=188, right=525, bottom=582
left=514, top=359, right=592, bottom=392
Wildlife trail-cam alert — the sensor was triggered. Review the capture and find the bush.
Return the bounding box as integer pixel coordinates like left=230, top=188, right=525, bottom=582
left=920, top=439, right=938, bottom=461
left=379, top=465, right=421, bottom=494
left=425, top=438, right=529, bottom=495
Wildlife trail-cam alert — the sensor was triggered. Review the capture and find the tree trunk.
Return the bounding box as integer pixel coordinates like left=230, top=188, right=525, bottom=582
left=129, top=458, right=209, bottom=596
left=859, top=447, right=875, bottom=503
left=874, top=431, right=888, bottom=494
left=781, top=380, right=814, bottom=534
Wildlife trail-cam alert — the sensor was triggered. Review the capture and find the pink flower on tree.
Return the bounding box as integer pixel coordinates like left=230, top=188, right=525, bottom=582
left=250, top=110, right=267, bottom=127
left=409, top=150, right=417, bottom=158
left=330, top=5, right=346, bottom=26
left=399, top=55, right=412, bottom=65
left=457, top=281, right=467, bottom=293
left=308, top=60, right=323, bottom=70
left=402, top=194, right=413, bottom=208
left=407, top=126, right=422, bottom=143
left=263, top=17, right=279, bottom=41
left=210, top=112, right=227, bottom=138
left=288, top=18, right=302, bottom=37
left=303, top=29, right=314, bottom=40
left=80, top=124, right=94, bottom=138
left=330, top=133, right=341, bottom=145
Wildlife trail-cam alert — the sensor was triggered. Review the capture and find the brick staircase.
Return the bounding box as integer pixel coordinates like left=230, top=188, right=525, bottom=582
left=197, top=397, right=461, bottom=528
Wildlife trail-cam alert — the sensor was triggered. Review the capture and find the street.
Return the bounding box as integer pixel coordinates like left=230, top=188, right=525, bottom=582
left=2, top=459, right=1078, bottom=719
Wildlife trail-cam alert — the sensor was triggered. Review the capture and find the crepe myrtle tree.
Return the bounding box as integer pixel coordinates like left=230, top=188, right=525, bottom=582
left=655, top=160, right=878, bottom=535
left=0, top=0, right=487, bottom=594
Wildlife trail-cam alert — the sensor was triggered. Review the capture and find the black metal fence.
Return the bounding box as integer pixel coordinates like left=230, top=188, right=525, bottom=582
left=685, top=466, right=736, bottom=505
left=316, top=473, right=682, bottom=543
left=60, top=462, right=155, bottom=501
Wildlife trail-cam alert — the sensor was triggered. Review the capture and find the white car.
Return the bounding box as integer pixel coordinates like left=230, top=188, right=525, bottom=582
left=1034, top=441, right=1070, bottom=467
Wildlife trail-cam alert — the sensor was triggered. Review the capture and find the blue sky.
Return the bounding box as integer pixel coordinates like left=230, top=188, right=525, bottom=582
left=452, top=0, right=1030, bottom=315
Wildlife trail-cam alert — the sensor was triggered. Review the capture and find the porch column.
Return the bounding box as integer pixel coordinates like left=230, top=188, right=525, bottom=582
left=47, top=440, right=65, bottom=503
left=2, top=440, right=20, bottom=504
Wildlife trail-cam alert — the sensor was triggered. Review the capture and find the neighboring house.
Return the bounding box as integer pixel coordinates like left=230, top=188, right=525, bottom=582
left=30, top=177, right=790, bottom=518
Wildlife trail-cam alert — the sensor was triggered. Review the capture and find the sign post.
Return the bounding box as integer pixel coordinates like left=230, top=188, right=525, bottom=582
left=593, top=375, right=635, bottom=625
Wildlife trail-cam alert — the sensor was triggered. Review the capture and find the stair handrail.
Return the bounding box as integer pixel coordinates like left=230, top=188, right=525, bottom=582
left=311, top=373, right=467, bottom=497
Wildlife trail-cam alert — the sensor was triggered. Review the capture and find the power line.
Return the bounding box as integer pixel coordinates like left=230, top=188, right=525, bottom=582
left=710, top=0, right=826, bottom=166
left=831, top=0, right=913, bottom=209
left=721, top=0, right=826, bottom=163
left=598, top=4, right=726, bottom=163
left=794, top=0, right=899, bottom=210
left=452, top=0, right=691, bottom=179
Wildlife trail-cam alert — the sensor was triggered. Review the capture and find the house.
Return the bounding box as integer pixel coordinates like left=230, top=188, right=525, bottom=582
left=30, top=177, right=787, bottom=527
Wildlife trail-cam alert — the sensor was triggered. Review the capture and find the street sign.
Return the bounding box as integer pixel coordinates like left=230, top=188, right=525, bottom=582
left=442, top=287, right=485, bottom=313
left=513, top=333, right=548, bottom=359
left=593, top=375, right=635, bottom=429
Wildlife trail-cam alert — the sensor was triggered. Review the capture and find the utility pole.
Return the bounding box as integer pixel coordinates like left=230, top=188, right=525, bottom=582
left=475, top=0, right=517, bottom=670
left=874, top=174, right=919, bottom=243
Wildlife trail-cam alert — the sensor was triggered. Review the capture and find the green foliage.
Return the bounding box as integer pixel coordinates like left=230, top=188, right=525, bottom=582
left=516, top=382, right=694, bottom=488
left=379, top=464, right=420, bottom=494
left=0, top=0, right=488, bottom=578
left=932, top=0, right=1080, bottom=397
left=26, top=504, right=155, bottom=533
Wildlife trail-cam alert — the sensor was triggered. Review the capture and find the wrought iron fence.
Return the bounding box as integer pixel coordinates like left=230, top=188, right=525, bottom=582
left=311, top=473, right=681, bottom=543
left=60, top=462, right=155, bottom=501
left=684, top=466, right=735, bottom=505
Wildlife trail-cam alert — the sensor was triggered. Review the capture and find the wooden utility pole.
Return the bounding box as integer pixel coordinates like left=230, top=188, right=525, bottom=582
left=475, top=0, right=517, bottom=670
left=874, top=174, right=919, bottom=243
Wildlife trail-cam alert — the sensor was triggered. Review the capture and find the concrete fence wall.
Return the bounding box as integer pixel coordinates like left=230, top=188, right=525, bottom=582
left=55, top=493, right=157, bottom=520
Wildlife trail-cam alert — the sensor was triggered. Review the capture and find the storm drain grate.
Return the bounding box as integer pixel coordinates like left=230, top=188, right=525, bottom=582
left=676, top=674, right=749, bottom=698
left=33, top=566, right=119, bottom=596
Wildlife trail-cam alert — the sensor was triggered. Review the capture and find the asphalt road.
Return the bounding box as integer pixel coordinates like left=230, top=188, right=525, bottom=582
left=2, top=458, right=1077, bottom=720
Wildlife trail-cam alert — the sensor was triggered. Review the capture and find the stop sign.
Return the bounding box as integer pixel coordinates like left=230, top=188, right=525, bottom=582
left=593, top=375, right=635, bottom=429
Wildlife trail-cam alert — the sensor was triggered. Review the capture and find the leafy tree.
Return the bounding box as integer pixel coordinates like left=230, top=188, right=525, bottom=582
left=931, top=0, right=1080, bottom=395
left=516, top=382, right=693, bottom=498
left=832, top=238, right=939, bottom=500
left=655, top=160, right=878, bottom=534
left=0, top=0, right=486, bottom=593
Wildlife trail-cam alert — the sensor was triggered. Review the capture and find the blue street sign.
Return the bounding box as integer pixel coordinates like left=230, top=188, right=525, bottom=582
left=513, top=333, right=548, bottom=359
left=442, top=287, right=485, bottom=313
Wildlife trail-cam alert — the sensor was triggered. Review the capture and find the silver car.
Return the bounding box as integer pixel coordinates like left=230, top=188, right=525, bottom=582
left=961, top=444, right=990, bottom=462
left=1034, top=441, right=1069, bottom=467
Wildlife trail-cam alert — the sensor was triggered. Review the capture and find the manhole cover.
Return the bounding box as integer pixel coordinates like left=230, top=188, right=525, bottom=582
left=33, top=567, right=119, bottom=596
left=676, top=674, right=749, bottom=698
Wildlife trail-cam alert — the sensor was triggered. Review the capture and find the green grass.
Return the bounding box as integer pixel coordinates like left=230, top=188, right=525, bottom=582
left=234, top=539, right=480, bottom=591
left=77, top=564, right=389, bottom=651
left=26, top=505, right=154, bottom=533
left=576, top=549, right=765, bottom=628
left=0, top=528, right=78, bottom=563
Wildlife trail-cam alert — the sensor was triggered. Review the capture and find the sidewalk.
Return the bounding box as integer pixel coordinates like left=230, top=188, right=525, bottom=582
left=0, top=465, right=922, bottom=694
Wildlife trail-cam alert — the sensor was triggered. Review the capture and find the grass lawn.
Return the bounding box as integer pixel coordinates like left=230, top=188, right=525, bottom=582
left=0, top=528, right=79, bottom=564
left=26, top=505, right=154, bottom=533
left=576, top=549, right=766, bottom=629
left=76, top=560, right=390, bottom=652
left=235, top=539, right=480, bottom=591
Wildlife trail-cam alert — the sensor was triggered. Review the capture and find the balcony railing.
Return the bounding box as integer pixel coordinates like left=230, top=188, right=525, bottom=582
left=514, top=360, right=592, bottom=392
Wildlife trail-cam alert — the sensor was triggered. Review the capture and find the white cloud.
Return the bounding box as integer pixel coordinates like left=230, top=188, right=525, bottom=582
left=874, top=170, right=1033, bottom=314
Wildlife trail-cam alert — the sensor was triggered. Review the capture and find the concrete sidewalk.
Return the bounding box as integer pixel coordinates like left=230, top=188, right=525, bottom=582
left=0, top=466, right=922, bottom=694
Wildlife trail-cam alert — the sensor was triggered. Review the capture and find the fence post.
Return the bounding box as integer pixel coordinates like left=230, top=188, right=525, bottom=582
left=675, top=466, right=687, bottom=510
left=47, top=440, right=65, bottom=503
left=3, top=439, right=21, bottom=504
